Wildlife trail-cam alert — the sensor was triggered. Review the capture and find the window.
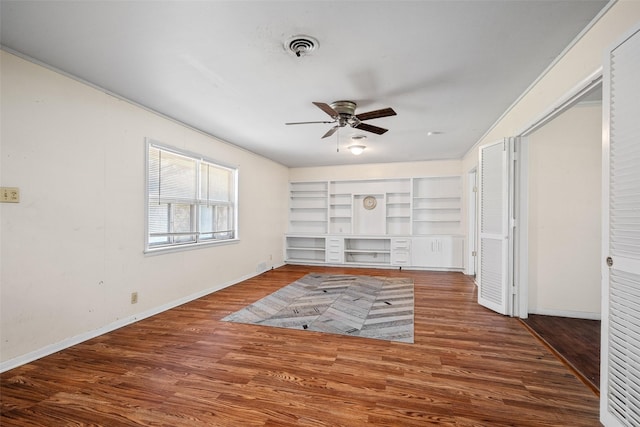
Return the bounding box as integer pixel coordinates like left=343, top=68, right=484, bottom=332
left=146, top=141, right=238, bottom=252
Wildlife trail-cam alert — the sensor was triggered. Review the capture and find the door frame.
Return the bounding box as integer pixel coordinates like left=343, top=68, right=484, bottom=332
left=512, top=69, right=603, bottom=320
left=466, top=167, right=478, bottom=278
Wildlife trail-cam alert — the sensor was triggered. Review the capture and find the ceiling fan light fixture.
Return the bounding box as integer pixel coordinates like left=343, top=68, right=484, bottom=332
left=348, top=145, right=366, bottom=155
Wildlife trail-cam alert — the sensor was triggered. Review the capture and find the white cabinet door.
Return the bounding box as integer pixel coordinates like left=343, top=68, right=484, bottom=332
left=410, top=236, right=462, bottom=268
left=411, top=237, right=437, bottom=267
left=440, top=236, right=464, bottom=269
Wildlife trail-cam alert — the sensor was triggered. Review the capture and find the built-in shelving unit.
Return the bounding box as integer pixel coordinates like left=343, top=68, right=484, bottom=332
left=329, top=193, right=352, bottom=234
left=412, top=176, right=462, bottom=235
left=286, top=176, right=463, bottom=270
left=289, top=181, right=328, bottom=234
left=386, top=191, right=411, bottom=235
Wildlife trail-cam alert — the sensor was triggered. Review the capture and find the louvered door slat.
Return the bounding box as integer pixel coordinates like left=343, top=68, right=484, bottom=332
left=477, top=139, right=510, bottom=315
left=603, top=25, right=640, bottom=427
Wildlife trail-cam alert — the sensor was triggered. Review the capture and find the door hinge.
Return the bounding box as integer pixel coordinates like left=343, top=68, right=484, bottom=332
left=472, top=251, right=477, bottom=257
left=473, top=186, right=478, bottom=193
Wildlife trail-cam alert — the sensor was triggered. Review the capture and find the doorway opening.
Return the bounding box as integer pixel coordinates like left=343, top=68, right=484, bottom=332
left=517, top=81, right=603, bottom=392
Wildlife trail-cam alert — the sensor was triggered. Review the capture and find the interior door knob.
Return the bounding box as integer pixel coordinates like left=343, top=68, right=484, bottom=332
left=606, top=256, right=613, bottom=267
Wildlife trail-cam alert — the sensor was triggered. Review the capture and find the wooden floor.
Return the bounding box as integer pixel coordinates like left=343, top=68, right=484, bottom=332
left=521, top=314, right=601, bottom=393
left=1, top=265, right=601, bottom=426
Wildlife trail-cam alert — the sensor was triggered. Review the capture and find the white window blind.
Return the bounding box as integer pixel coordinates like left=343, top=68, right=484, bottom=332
left=146, top=142, right=237, bottom=251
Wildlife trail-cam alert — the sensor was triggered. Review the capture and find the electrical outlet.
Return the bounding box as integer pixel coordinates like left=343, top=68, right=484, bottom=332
left=0, top=187, right=20, bottom=203
left=131, top=292, right=138, bottom=304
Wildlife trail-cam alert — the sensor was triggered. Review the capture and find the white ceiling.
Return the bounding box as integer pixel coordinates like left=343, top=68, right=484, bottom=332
left=0, top=1, right=608, bottom=167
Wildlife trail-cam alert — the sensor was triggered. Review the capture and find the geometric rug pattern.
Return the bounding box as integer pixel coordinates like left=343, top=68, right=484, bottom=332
left=222, top=273, right=414, bottom=343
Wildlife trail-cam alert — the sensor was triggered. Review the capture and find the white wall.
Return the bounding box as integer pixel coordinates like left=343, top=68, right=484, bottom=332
left=0, top=51, right=289, bottom=366
left=459, top=1, right=640, bottom=310
left=527, top=103, right=602, bottom=318
left=289, top=160, right=462, bottom=182
left=462, top=1, right=640, bottom=166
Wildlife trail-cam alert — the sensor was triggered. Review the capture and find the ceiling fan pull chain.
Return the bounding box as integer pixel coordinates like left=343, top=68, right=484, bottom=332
left=336, top=128, right=340, bottom=152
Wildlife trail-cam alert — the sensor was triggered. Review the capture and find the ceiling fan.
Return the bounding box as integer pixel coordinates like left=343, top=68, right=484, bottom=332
left=285, top=100, right=397, bottom=139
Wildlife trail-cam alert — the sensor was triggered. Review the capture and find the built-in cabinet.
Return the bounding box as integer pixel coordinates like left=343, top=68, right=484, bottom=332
left=326, top=236, right=344, bottom=264
left=410, top=236, right=464, bottom=268
left=286, top=177, right=463, bottom=270
left=390, top=237, right=411, bottom=266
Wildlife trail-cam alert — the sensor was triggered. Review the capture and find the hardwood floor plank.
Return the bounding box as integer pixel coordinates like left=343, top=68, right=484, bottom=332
left=1, top=265, right=601, bottom=426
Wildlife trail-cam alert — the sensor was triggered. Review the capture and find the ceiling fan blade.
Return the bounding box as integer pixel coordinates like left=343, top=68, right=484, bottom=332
left=321, top=125, right=339, bottom=139
left=353, top=122, right=389, bottom=135
left=356, top=107, right=397, bottom=121
left=313, top=102, right=339, bottom=118
left=285, top=120, right=335, bottom=125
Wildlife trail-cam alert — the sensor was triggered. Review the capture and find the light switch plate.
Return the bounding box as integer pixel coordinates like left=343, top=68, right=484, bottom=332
left=0, top=187, right=20, bottom=203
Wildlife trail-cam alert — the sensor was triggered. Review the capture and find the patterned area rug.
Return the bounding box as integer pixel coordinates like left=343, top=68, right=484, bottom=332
left=222, top=273, right=414, bottom=343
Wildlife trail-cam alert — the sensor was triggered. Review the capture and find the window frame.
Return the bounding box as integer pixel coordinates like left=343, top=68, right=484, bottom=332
left=144, top=139, right=239, bottom=254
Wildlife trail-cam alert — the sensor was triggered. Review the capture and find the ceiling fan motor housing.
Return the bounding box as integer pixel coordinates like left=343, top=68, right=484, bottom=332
left=330, top=100, right=357, bottom=117
left=330, top=101, right=358, bottom=127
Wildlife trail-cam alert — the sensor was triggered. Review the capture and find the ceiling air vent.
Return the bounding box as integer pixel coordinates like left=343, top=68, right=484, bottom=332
left=285, top=35, right=319, bottom=57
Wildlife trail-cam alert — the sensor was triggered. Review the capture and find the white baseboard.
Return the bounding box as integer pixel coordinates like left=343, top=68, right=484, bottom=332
left=527, top=307, right=601, bottom=320
left=0, top=264, right=284, bottom=373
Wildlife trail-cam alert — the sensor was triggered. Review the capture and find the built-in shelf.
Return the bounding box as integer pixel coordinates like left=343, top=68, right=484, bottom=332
left=386, top=191, right=411, bottom=235
left=286, top=176, right=463, bottom=270
left=285, top=236, right=326, bottom=263
left=412, top=177, right=462, bottom=235
left=329, top=192, right=352, bottom=234
left=344, top=238, right=391, bottom=265
left=289, top=181, right=328, bottom=234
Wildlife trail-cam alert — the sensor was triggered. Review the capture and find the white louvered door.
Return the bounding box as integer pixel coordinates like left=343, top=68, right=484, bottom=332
left=601, top=25, right=640, bottom=427
left=478, top=139, right=512, bottom=315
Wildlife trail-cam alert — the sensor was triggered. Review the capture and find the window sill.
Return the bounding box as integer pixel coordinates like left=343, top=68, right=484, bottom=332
left=144, top=238, right=240, bottom=256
